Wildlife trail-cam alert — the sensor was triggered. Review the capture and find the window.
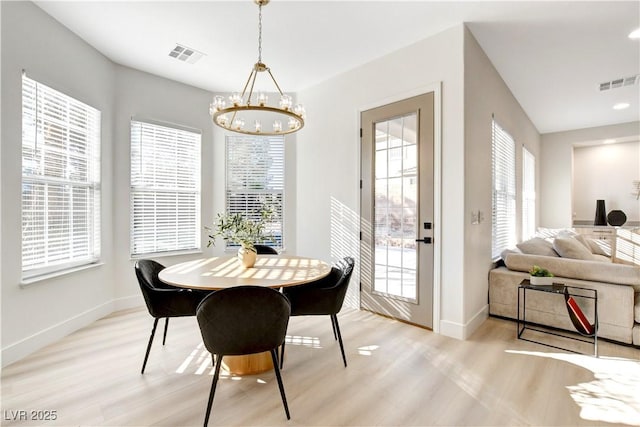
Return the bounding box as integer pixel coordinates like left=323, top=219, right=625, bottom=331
left=130, top=120, right=201, bottom=256
left=522, top=147, right=536, bottom=241
left=226, top=135, right=284, bottom=249
left=21, top=75, right=101, bottom=278
left=491, top=119, right=516, bottom=259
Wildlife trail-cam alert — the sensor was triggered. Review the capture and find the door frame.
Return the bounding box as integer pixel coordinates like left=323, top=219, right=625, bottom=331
left=357, top=82, right=442, bottom=333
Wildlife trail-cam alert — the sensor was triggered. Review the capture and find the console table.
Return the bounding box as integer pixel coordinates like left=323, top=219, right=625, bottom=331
left=517, top=280, right=598, bottom=357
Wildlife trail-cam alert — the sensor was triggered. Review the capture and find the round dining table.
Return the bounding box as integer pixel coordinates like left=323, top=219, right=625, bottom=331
left=158, top=254, right=331, bottom=375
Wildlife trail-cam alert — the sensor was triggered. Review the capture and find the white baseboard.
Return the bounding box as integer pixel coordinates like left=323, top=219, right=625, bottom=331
left=2, top=295, right=144, bottom=367
left=464, top=304, right=489, bottom=339
left=114, top=294, right=144, bottom=311
left=438, top=304, right=489, bottom=340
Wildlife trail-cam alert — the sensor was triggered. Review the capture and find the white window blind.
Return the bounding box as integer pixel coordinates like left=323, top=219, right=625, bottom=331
left=21, top=75, right=101, bottom=278
left=130, top=120, right=201, bottom=256
left=491, top=119, right=516, bottom=259
left=226, top=135, right=284, bottom=249
left=522, top=147, right=536, bottom=241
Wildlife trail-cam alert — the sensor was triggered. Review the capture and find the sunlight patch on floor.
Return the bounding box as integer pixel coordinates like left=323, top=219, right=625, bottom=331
left=506, top=350, right=640, bottom=426
left=358, top=345, right=379, bottom=356
left=285, top=335, right=321, bottom=348
left=176, top=342, right=206, bottom=373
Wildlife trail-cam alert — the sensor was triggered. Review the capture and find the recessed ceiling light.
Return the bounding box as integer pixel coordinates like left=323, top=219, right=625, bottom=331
left=629, top=28, right=640, bottom=39
left=613, top=102, right=630, bottom=110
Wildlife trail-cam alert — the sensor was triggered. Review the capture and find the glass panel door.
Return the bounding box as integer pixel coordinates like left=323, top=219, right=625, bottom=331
left=374, top=114, right=418, bottom=301
left=360, top=92, right=434, bottom=328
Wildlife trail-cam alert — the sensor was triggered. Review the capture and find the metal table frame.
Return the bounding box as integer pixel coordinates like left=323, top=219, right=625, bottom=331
left=517, top=280, right=598, bottom=357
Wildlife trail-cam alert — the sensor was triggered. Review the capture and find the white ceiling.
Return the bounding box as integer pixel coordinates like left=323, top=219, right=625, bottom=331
left=34, top=1, right=640, bottom=134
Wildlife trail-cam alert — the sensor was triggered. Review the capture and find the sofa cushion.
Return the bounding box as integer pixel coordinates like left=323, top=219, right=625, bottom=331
left=516, top=237, right=558, bottom=257
left=635, top=292, right=640, bottom=323
left=502, top=252, right=640, bottom=289
left=553, top=236, right=594, bottom=260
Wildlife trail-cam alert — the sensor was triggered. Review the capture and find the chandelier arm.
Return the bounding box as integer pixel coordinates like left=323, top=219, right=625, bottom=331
left=266, top=68, right=285, bottom=96
left=246, top=66, right=260, bottom=106
left=239, top=68, right=256, bottom=102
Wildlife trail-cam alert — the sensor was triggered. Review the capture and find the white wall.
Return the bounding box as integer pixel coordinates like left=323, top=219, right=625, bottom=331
left=112, top=65, right=216, bottom=303
left=540, top=121, right=640, bottom=227
left=1, top=1, right=116, bottom=365
left=295, top=24, right=541, bottom=340
left=296, top=25, right=467, bottom=337
left=463, top=28, right=541, bottom=334
left=572, top=141, right=640, bottom=225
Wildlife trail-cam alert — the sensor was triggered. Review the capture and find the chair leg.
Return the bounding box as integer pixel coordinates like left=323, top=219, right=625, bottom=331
left=270, top=349, right=291, bottom=420
left=330, top=315, right=337, bottom=340
left=203, top=353, right=223, bottom=427
left=162, top=318, right=169, bottom=345
left=279, top=341, right=286, bottom=369
left=332, top=314, right=347, bottom=367
left=141, top=318, right=159, bottom=374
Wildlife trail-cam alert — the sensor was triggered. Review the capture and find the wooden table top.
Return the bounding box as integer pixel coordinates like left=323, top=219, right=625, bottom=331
left=158, top=255, right=332, bottom=290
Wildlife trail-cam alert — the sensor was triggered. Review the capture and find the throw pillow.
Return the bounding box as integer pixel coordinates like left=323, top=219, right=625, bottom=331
left=535, top=227, right=576, bottom=239
left=553, top=236, right=594, bottom=260
left=575, top=234, right=610, bottom=256
left=516, top=237, right=559, bottom=257
left=587, top=238, right=610, bottom=256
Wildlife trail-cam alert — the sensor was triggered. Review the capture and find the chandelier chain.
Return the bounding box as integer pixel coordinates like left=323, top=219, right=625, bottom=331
left=258, top=4, right=263, bottom=63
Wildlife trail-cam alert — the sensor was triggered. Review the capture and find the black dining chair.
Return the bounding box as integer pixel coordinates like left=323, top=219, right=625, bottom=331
left=196, top=286, right=291, bottom=425
left=254, top=244, right=279, bottom=255
left=281, top=256, right=354, bottom=368
left=135, top=259, right=210, bottom=374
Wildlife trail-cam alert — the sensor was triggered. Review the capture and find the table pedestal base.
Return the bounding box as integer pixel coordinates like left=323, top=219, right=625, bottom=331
left=223, top=351, right=273, bottom=375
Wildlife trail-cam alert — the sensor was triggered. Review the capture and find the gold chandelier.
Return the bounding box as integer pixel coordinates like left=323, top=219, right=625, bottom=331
left=209, top=0, right=305, bottom=136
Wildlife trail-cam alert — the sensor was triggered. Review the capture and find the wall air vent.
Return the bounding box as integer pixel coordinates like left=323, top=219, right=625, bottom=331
left=599, top=75, right=638, bottom=91
left=168, top=44, right=205, bottom=64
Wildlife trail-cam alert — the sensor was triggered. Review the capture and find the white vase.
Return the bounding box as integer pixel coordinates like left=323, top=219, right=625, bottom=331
left=529, top=275, right=554, bottom=285
left=237, top=246, right=257, bottom=268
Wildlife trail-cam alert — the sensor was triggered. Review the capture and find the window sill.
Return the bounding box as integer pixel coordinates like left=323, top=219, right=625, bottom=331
left=21, top=262, right=105, bottom=287
left=130, top=249, right=203, bottom=260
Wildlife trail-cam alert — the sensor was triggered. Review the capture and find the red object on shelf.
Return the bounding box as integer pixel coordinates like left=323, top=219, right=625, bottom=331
left=566, top=296, right=595, bottom=335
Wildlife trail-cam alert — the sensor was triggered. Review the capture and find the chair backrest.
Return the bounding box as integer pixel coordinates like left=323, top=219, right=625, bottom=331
left=197, top=286, right=291, bottom=356
left=332, top=257, right=355, bottom=313
left=135, top=259, right=171, bottom=316
left=254, top=244, right=279, bottom=255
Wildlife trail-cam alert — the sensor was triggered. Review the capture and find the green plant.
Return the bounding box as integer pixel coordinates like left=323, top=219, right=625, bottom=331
left=529, top=265, right=554, bottom=277
left=206, top=204, right=276, bottom=252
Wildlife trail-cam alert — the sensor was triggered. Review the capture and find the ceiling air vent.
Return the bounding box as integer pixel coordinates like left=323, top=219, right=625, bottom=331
left=168, top=44, right=205, bottom=64
left=599, top=75, right=638, bottom=91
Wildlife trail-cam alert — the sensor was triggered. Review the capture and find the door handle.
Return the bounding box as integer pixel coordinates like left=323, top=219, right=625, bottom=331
left=415, top=237, right=432, bottom=244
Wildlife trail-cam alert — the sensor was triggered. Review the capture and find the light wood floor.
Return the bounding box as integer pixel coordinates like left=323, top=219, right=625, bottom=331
left=2, top=307, right=639, bottom=426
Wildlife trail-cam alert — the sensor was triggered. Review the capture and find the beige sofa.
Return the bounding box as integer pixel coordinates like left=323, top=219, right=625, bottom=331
left=489, top=236, right=640, bottom=346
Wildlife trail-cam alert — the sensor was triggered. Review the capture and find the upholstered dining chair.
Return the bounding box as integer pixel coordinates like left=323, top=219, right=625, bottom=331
left=254, top=244, right=279, bottom=255
left=280, top=256, right=354, bottom=368
left=134, top=259, right=210, bottom=374
left=196, top=286, right=291, bottom=425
